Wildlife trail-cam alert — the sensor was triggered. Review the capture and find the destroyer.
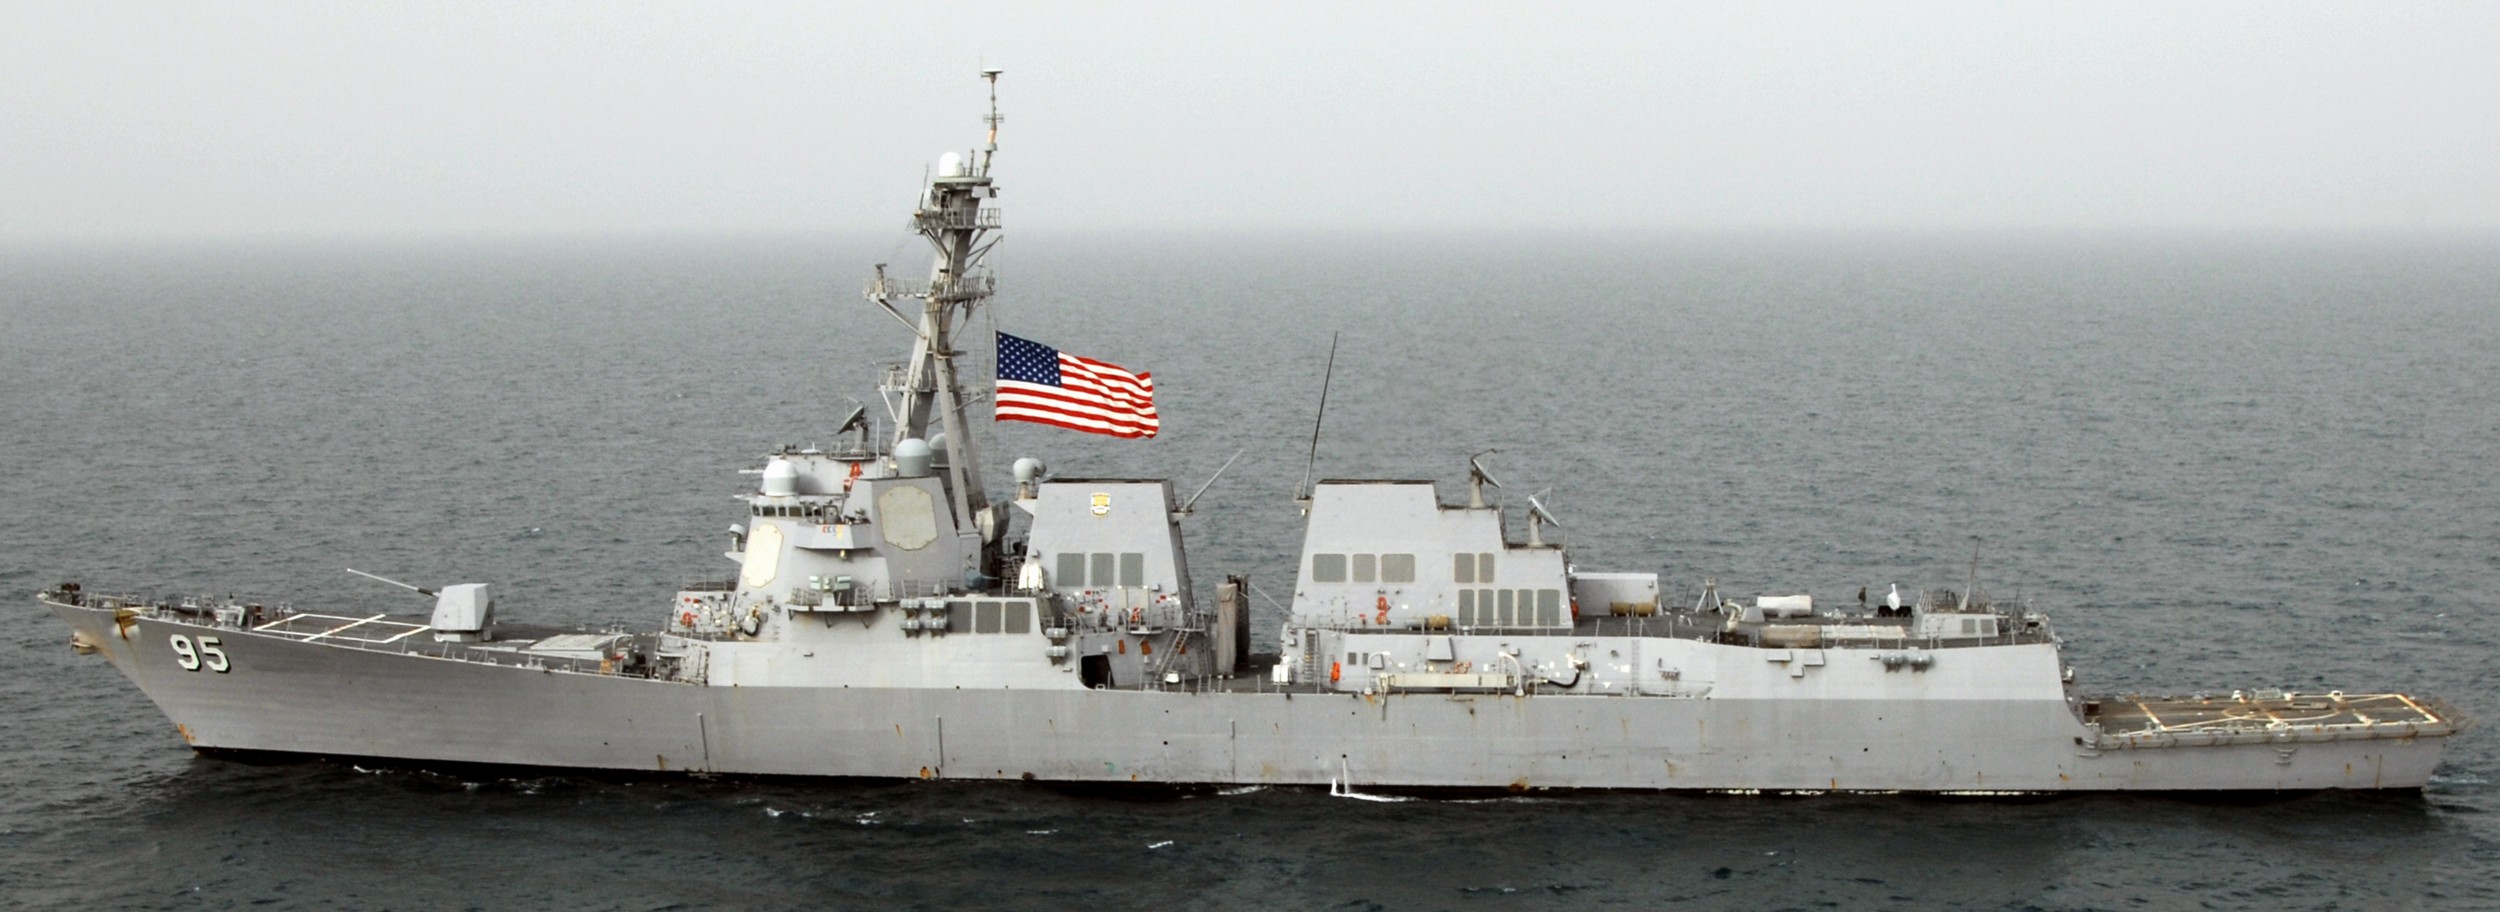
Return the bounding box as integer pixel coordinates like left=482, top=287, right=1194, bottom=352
left=42, top=74, right=2465, bottom=793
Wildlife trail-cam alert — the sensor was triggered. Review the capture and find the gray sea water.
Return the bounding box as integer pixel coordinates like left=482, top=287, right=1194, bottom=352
left=2, top=232, right=2496, bottom=910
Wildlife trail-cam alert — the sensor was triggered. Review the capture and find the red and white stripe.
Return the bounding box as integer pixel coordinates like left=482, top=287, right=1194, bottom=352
left=997, top=352, right=1160, bottom=438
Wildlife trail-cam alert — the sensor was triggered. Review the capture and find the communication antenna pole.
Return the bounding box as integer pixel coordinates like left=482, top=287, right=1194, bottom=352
left=1294, top=333, right=1340, bottom=513
left=979, top=68, right=1004, bottom=176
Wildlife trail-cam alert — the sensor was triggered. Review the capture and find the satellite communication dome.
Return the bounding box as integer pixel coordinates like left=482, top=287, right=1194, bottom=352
left=760, top=458, right=799, bottom=497
left=1012, top=457, right=1047, bottom=483
left=937, top=152, right=965, bottom=178
left=894, top=438, right=934, bottom=477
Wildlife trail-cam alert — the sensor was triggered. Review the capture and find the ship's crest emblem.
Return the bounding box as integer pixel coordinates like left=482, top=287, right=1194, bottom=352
left=1090, top=492, right=1111, bottom=516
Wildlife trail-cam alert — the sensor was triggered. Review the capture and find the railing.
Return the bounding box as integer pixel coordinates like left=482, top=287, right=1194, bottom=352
left=2083, top=692, right=2469, bottom=749
left=878, top=362, right=920, bottom=394
left=865, top=273, right=996, bottom=302
left=911, top=208, right=1001, bottom=232
left=748, top=500, right=845, bottom=522
left=45, top=588, right=702, bottom=683
left=882, top=578, right=977, bottom=600
left=44, top=589, right=274, bottom=625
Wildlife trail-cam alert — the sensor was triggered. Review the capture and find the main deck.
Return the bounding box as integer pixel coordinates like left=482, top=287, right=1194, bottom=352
left=2084, top=691, right=2463, bottom=749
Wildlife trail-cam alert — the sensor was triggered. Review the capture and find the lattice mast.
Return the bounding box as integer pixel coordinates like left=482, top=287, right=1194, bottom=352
left=869, top=69, right=1008, bottom=562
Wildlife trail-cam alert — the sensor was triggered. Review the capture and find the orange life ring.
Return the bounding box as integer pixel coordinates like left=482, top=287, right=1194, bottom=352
left=1375, top=596, right=1390, bottom=625
left=1330, top=661, right=1342, bottom=683
left=844, top=460, right=863, bottom=492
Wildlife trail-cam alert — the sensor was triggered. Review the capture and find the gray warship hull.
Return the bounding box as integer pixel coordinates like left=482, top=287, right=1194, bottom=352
left=49, top=599, right=2455, bottom=792
left=40, top=75, right=2466, bottom=795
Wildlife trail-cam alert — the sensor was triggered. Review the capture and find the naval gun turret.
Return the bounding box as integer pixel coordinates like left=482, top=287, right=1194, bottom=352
left=344, top=568, right=494, bottom=642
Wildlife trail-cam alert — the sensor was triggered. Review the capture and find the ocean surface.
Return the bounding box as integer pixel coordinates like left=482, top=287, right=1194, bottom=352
left=2, top=232, right=2496, bottom=910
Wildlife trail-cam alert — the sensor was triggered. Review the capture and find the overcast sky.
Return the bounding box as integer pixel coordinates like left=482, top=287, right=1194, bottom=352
left=5, top=2, right=2495, bottom=240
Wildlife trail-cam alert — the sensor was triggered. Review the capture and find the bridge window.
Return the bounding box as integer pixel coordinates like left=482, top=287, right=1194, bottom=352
left=1537, top=589, right=1561, bottom=627
left=1352, top=553, right=1377, bottom=583
left=1478, top=553, right=1496, bottom=584
left=1454, top=553, right=1475, bottom=584
left=1382, top=553, right=1415, bottom=583
left=944, top=600, right=971, bottom=633
left=1498, top=588, right=1516, bottom=626
left=1004, top=600, right=1031, bottom=634
left=975, top=600, right=1002, bottom=634
left=1091, top=553, right=1116, bottom=589
left=1458, top=589, right=1477, bottom=626
left=1119, top=552, right=1146, bottom=587
left=1057, top=553, right=1087, bottom=588
left=1312, top=553, right=1348, bottom=583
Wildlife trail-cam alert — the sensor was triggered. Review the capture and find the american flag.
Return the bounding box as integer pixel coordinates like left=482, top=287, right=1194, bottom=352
left=994, top=332, right=1160, bottom=438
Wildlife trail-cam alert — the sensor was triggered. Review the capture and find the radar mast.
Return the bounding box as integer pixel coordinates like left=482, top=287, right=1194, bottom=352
left=868, top=69, right=1009, bottom=566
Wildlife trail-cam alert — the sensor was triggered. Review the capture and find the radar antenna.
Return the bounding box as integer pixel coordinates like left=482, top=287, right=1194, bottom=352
left=1524, top=488, right=1564, bottom=547
left=1466, top=449, right=1505, bottom=508
left=832, top=402, right=873, bottom=454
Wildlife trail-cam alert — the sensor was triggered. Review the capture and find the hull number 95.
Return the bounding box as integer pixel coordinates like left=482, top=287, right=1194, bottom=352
left=169, top=634, right=231, bottom=673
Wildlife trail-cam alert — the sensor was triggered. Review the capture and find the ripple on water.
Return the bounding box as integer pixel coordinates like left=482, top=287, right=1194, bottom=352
left=2, top=237, right=2497, bottom=910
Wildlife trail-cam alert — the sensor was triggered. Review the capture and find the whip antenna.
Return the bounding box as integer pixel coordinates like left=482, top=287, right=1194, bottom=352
left=1179, top=448, right=1247, bottom=517
left=1294, top=333, right=1340, bottom=513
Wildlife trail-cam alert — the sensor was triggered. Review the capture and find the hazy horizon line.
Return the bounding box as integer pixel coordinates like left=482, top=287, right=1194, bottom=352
left=8, top=223, right=2499, bottom=252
